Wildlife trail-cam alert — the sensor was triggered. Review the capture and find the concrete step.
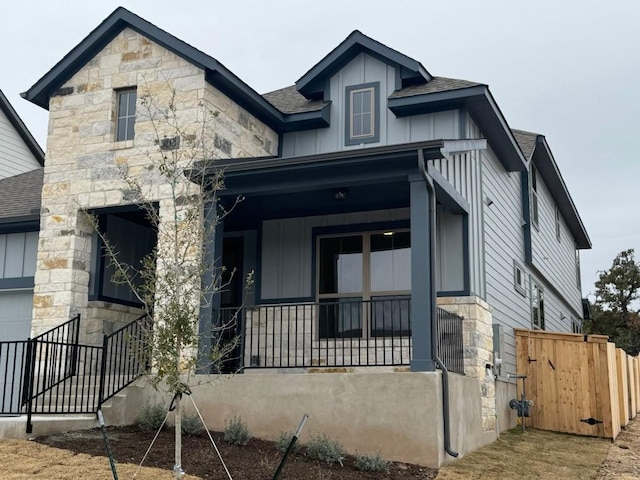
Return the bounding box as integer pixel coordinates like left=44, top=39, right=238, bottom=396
left=0, top=414, right=97, bottom=439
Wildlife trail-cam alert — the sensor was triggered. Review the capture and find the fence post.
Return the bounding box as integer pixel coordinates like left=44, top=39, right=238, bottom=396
left=25, top=338, right=37, bottom=434
left=70, top=314, right=81, bottom=376
left=98, top=334, right=109, bottom=408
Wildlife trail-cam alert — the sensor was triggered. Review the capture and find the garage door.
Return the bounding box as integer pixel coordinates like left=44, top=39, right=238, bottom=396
left=0, top=289, right=32, bottom=414
left=0, top=289, right=33, bottom=341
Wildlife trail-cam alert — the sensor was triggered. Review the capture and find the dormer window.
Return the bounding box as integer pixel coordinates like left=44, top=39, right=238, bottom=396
left=345, top=82, right=380, bottom=145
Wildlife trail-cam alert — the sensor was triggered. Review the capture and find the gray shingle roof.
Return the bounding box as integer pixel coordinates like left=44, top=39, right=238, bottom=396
left=511, top=129, right=540, bottom=161
left=388, top=77, right=483, bottom=98
left=262, top=85, right=329, bottom=114
left=0, top=168, right=43, bottom=221
left=263, top=77, right=482, bottom=115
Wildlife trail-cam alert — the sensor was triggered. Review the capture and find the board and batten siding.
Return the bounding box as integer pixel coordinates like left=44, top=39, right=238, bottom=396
left=530, top=171, right=583, bottom=318
left=0, top=108, right=41, bottom=180
left=428, top=146, right=485, bottom=297
left=481, top=145, right=531, bottom=375
left=281, top=53, right=460, bottom=157
left=0, top=232, right=38, bottom=280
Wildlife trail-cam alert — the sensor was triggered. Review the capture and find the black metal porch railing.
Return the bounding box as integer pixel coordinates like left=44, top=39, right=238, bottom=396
left=0, top=313, right=152, bottom=433
left=215, top=298, right=465, bottom=373
left=436, top=308, right=465, bottom=375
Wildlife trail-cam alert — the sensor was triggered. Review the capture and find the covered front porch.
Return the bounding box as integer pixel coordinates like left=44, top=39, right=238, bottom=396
left=200, top=140, right=484, bottom=375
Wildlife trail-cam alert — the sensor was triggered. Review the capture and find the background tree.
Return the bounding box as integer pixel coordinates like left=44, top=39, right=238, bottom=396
left=85, top=79, right=244, bottom=479
left=584, top=249, right=640, bottom=355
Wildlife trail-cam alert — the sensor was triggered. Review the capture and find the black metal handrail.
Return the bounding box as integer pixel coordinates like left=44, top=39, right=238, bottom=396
left=0, top=313, right=153, bottom=432
left=99, top=314, right=152, bottom=406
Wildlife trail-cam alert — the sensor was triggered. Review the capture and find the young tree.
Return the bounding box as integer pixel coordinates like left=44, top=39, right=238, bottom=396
left=85, top=81, right=244, bottom=478
left=584, top=249, right=640, bottom=355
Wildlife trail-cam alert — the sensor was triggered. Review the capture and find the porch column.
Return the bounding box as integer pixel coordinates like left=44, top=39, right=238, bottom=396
left=409, top=176, right=435, bottom=371
left=197, top=201, right=224, bottom=371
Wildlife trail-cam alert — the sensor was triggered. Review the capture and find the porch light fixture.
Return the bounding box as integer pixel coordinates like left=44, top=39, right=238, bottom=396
left=383, top=231, right=394, bottom=236
left=332, top=187, right=349, bottom=201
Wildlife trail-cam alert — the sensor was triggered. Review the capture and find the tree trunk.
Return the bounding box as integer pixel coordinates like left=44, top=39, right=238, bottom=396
left=174, top=392, right=183, bottom=479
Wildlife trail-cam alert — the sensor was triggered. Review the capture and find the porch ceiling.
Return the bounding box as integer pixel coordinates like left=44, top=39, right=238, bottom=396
left=224, top=180, right=410, bottom=230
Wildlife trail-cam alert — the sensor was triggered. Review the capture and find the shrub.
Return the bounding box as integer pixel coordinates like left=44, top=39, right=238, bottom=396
left=136, top=402, right=166, bottom=431
left=276, top=430, right=297, bottom=452
left=181, top=412, right=205, bottom=436
left=355, top=452, right=390, bottom=472
left=224, top=415, right=251, bottom=446
left=305, top=433, right=345, bottom=465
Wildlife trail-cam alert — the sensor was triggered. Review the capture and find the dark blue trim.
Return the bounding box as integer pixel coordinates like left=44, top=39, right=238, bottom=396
left=0, top=90, right=44, bottom=165
left=427, top=164, right=470, bottom=214
left=0, top=219, right=39, bottom=234
left=533, top=136, right=591, bottom=249
left=310, top=220, right=411, bottom=303
left=436, top=290, right=470, bottom=297
left=389, top=86, right=527, bottom=173
left=0, top=277, right=35, bottom=289
left=312, top=220, right=410, bottom=238
left=258, top=296, right=315, bottom=305
left=344, top=82, right=380, bottom=146
left=521, top=171, right=532, bottom=263
left=254, top=221, right=263, bottom=304
left=296, top=30, right=431, bottom=100
left=462, top=215, right=470, bottom=293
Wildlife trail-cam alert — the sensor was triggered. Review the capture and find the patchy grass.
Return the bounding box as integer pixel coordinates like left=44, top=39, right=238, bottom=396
left=436, top=427, right=611, bottom=480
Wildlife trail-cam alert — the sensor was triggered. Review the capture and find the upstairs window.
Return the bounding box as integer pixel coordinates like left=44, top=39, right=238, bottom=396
left=555, top=206, right=561, bottom=241
left=531, top=281, right=545, bottom=330
left=513, top=261, right=526, bottom=296
left=575, top=248, right=581, bottom=290
left=116, top=88, right=137, bottom=142
left=530, top=163, right=539, bottom=228
left=345, top=82, right=380, bottom=146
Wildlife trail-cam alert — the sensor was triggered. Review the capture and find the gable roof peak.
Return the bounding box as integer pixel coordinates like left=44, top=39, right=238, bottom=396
left=295, top=29, right=432, bottom=100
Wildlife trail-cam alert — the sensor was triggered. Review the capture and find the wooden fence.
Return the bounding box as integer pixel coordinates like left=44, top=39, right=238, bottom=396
left=515, top=329, right=640, bottom=439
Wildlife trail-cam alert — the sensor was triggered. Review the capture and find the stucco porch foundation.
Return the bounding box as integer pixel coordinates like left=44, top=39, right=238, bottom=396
left=136, top=371, right=495, bottom=468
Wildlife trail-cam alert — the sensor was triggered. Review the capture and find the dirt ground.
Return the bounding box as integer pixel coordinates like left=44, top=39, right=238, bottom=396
left=435, top=426, right=611, bottom=480
left=596, top=418, right=640, bottom=479
left=3, top=418, right=640, bottom=479
left=18, top=426, right=435, bottom=479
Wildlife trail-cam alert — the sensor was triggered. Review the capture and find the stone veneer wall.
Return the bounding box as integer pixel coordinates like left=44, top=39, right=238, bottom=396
left=437, top=296, right=496, bottom=431
left=33, top=28, right=278, bottom=342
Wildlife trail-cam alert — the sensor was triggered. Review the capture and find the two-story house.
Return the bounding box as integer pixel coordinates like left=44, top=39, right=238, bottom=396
left=2, top=7, right=590, bottom=466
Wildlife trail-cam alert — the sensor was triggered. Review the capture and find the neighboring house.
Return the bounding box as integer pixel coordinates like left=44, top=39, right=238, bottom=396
left=0, top=89, right=44, bottom=342
left=2, top=7, right=590, bottom=466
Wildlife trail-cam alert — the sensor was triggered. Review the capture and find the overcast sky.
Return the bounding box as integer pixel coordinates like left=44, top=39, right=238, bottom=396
left=1, top=0, right=638, bottom=297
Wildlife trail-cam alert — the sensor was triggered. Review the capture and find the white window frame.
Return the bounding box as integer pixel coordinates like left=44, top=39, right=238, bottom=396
left=345, top=82, right=379, bottom=146
left=513, top=260, right=526, bottom=297
left=531, top=280, right=545, bottom=330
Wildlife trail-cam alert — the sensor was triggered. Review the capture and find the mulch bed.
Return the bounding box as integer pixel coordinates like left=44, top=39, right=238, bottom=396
left=36, top=426, right=437, bottom=479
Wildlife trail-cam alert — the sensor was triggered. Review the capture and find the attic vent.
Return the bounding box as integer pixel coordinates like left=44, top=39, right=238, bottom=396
left=160, top=135, right=180, bottom=151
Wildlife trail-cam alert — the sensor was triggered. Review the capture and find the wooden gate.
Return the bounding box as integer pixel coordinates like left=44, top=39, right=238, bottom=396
left=515, top=329, right=621, bottom=439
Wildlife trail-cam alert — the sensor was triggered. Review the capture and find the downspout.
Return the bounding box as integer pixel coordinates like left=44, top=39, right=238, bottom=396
left=418, top=149, right=459, bottom=458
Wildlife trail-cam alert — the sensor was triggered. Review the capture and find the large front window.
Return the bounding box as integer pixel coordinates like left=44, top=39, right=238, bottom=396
left=317, top=231, right=410, bottom=338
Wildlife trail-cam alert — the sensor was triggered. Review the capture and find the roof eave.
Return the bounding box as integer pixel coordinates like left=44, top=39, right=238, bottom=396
left=388, top=86, right=527, bottom=173
left=535, top=137, right=591, bottom=249
left=0, top=89, right=45, bottom=165
left=296, top=30, right=431, bottom=99
left=22, top=7, right=286, bottom=132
